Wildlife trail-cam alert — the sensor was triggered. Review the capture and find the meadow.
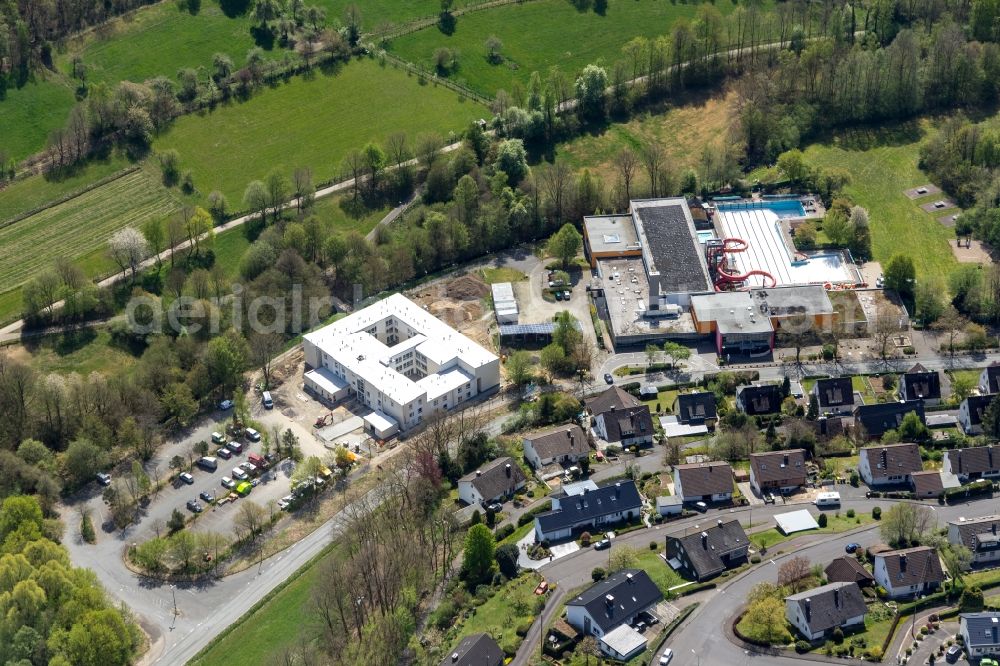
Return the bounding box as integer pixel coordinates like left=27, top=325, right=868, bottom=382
left=388, top=0, right=755, bottom=96
left=0, top=77, right=77, bottom=162
left=0, top=168, right=180, bottom=291
left=0, top=154, right=132, bottom=223
left=153, top=57, right=485, bottom=203
left=316, top=0, right=473, bottom=26
left=803, top=122, right=958, bottom=279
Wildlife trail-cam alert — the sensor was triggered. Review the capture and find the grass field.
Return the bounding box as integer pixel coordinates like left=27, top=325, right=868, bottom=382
left=803, top=122, right=957, bottom=280
left=154, top=57, right=484, bottom=204
left=316, top=0, right=473, bottom=25
left=0, top=154, right=132, bottom=223
left=557, top=89, right=736, bottom=185
left=7, top=328, right=137, bottom=376
left=635, top=549, right=687, bottom=594
left=753, top=511, right=874, bottom=550
left=0, top=77, right=77, bottom=161
left=389, top=0, right=756, bottom=96
left=0, top=168, right=180, bottom=290
left=309, top=195, right=390, bottom=236
left=59, top=2, right=272, bottom=88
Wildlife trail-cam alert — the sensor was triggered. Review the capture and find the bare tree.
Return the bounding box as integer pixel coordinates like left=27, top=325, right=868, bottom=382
left=341, top=149, right=366, bottom=201
left=385, top=132, right=410, bottom=167
left=871, top=306, right=903, bottom=363
left=614, top=147, right=639, bottom=205
left=234, top=500, right=267, bottom=543
left=250, top=332, right=284, bottom=390
left=641, top=143, right=665, bottom=198
left=292, top=166, right=315, bottom=213
left=933, top=305, right=968, bottom=356
left=777, top=556, right=812, bottom=591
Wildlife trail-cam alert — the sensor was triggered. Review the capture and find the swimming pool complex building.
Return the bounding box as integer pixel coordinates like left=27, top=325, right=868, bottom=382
left=583, top=197, right=864, bottom=352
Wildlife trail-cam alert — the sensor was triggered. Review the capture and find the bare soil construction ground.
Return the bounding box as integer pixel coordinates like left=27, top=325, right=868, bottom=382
left=409, top=271, right=495, bottom=349
left=952, top=239, right=993, bottom=264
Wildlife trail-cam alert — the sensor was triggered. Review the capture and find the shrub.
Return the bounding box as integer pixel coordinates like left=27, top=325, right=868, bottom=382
left=872, top=506, right=881, bottom=520
left=849, top=472, right=859, bottom=487
left=817, top=513, right=828, bottom=528
left=80, top=512, right=96, bottom=544
left=495, top=523, right=515, bottom=541
left=751, top=555, right=762, bottom=564
left=516, top=621, right=532, bottom=637
left=431, top=600, right=457, bottom=629
left=846, top=508, right=855, bottom=518
left=592, top=567, right=605, bottom=581
left=649, top=541, right=658, bottom=551
left=795, top=640, right=811, bottom=653
left=580, top=531, right=592, bottom=546
left=833, top=627, right=844, bottom=644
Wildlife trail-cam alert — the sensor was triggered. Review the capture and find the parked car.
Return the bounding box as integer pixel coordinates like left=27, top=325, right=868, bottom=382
left=186, top=500, right=202, bottom=513
left=211, top=431, right=226, bottom=445
left=554, top=291, right=564, bottom=301
left=216, top=447, right=232, bottom=460
left=95, top=472, right=112, bottom=486
left=594, top=539, right=611, bottom=550
left=658, top=648, right=673, bottom=665
left=262, top=391, right=273, bottom=409
left=278, top=495, right=294, bottom=510
left=946, top=645, right=963, bottom=663
left=226, top=441, right=244, bottom=454
left=240, top=462, right=258, bottom=476
left=199, top=491, right=215, bottom=503
left=694, top=501, right=708, bottom=512
left=218, top=399, right=234, bottom=410
left=845, top=542, right=861, bottom=554
left=179, top=472, right=194, bottom=485
left=232, top=468, right=248, bottom=481
left=562, top=291, right=571, bottom=300
left=640, top=611, right=659, bottom=626
left=604, top=373, right=614, bottom=384
left=485, top=502, right=503, bottom=513
left=221, top=477, right=236, bottom=489
left=245, top=427, right=261, bottom=442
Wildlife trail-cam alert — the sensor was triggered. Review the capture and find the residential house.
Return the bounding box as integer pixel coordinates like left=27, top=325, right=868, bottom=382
left=736, top=384, right=783, bottom=416
left=665, top=518, right=749, bottom=581
left=440, top=633, right=504, bottom=666
left=534, top=480, right=642, bottom=542
left=981, top=363, right=1000, bottom=395
left=585, top=386, right=641, bottom=416
left=522, top=424, right=589, bottom=470
left=656, top=495, right=683, bottom=517
left=960, top=395, right=996, bottom=435
left=673, top=392, right=718, bottom=427
left=456, top=457, right=527, bottom=506
left=748, top=449, right=807, bottom=496
left=565, top=569, right=663, bottom=655
left=785, top=582, right=867, bottom=642
left=673, top=461, right=734, bottom=504
left=872, top=547, right=945, bottom=599
left=944, top=444, right=1000, bottom=482
left=961, top=612, right=1000, bottom=660
left=824, top=557, right=875, bottom=587
left=812, top=377, right=855, bottom=415
left=852, top=401, right=926, bottom=439
left=857, top=443, right=922, bottom=488
left=910, top=470, right=944, bottom=499
left=948, top=515, right=1000, bottom=566
left=593, top=405, right=655, bottom=448
left=899, top=364, right=942, bottom=405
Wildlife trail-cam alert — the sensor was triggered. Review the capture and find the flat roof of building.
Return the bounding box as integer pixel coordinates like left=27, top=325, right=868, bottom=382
left=690, top=291, right=773, bottom=335
left=583, top=214, right=640, bottom=255
left=750, top=285, right=834, bottom=317
left=631, top=199, right=713, bottom=295
left=597, top=257, right=697, bottom=340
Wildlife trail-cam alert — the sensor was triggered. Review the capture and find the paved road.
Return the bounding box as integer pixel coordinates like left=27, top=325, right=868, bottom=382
left=514, top=496, right=988, bottom=666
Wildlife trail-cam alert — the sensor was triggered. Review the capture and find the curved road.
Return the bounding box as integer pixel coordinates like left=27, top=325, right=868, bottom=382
left=515, top=496, right=991, bottom=666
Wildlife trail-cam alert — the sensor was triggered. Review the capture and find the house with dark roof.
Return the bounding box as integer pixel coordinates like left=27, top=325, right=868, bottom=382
left=981, top=363, right=1000, bottom=395
left=673, top=461, right=734, bottom=503
left=565, top=569, right=663, bottom=641
left=440, top=633, right=504, bottom=666
left=824, top=556, right=875, bottom=587
left=785, top=582, right=867, bottom=642
left=665, top=518, right=748, bottom=581
left=948, top=515, right=1000, bottom=566
left=812, top=377, right=855, bottom=415
left=522, top=424, right=589, bottom=470
left=593, top=405, right=655, bottom=449
left=586, top=386, right=641, bottom=415
left=899, top=364, right=942, bottom=405
left=456, top=457, right=527, bottom=507
left=852, top=401, right=925, bottom=439
left=960, top=612, right=1000, bottom=659
left=748, top=449, right=807, bottom=496
left=943, top=444, right=1000, bottom=482
left=960, top=394, right=997, bottom=435
left=873, top=547, right=945, bottom=599
left=736, top=384, right=783, bottom=416
left=857, top=443, right=922, bottom=487
left=673, top=392, right=718, bottom=427
left=910, top=470, right=944, bottom=499
left=534, top=481, right=642, bottom=542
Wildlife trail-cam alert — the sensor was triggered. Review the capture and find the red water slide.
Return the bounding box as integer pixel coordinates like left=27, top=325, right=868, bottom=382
left=706, top=237, right=776, bottom=291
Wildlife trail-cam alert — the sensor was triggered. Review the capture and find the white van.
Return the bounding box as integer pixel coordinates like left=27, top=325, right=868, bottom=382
left=262, top=391, right=273, bottom=409
left=814, top=492, right=841, bottom=507
left=245, top=427, right=261, bottom=442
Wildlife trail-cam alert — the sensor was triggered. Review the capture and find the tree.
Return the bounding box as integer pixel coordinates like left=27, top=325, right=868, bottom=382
left=848, top=206, right=872, bottom=260
left=495, top=139, right=528, bottom=185
left=292, top=167, right=315, bottom=213
left=884, top=254, right=916, bottom=301
left=880, top=503, right=934, bottom=548
left=933, top=305, right=968, bottom=356
left=63, top=438, right=108, bottom=486
left=662, top=341, right=691, bottom=370
left=495, top=542, right=519, bottom=577
left=822, top=209, right=852, bottom=246
left=579, top=636, right=600, bottom=665
left=249, top=332, right=283, bottom=390
left=234, top=500, right=267, bottom=542
left=485, top=35, right=503, bottom=64
left=205, top=330, right=249, bottom=395
left=548, top=223, right=582, bottom=269
left=740, top=596, right=788, bottom=645
left=505, top=350, right=533, bottom=386
left=343, top=3, right=362, bottom=45
left=942, top=544, right=972, bottom=592
left=777, top=556, right=812, bottom=591
left=462, top=524, right=496, bottom=584
left=107, top=227, right=149, bottom=281
left=609, top=544, right=639, bottom=571
left=574, top=64, right=608, bottom=120
left=244, top=180, right=269, bottom=224
left=614, top=148, right=639, bottom=204
left=960, top=585, right=985, bottom=612
left=167, top=508, right=186, bottom=533
left=871, top=307, right=902, bottom=363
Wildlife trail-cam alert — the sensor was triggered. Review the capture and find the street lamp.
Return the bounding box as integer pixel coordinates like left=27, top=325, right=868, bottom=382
left=691, top=648, right=700, bottom=666
left=170, top=584, right=178, bottom=630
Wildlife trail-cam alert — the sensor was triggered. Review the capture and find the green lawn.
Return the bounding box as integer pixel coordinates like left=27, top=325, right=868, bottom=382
left=316, top=0, right=473, bottom=26
left=309, top=194, right=390, bottom=236
left=0, top=290, right=22, bottom=326
left=0, top=154, right=132, bottom=223
left=803, top=123, right=957, bottom=280
left=0, top=167, right=180, bottom=290
left=389, top=0, right=763, bottom=96
left=480, top=267, right=527, bottom=283
left=13, top=328, right=137, bottom=376
left=0, top=77, right=77, bottom=161
left=189, top=548, right=325, bottom=666
left=753, top=511, right=874, bottom=550
left=635, top=549, right=687, bottom=594
left=154, top=57, right=484, bottom=204
left=59, top=3, right=275, bottom=88
left=446, top=572, right=541, bottom=655
left=211, top=226, right=253, bottom=280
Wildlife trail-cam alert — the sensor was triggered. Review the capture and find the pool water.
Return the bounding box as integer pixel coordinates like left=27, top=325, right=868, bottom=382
left=717, top=199, right=806, bottom=219
left=697, top=230, right=717, bottom=243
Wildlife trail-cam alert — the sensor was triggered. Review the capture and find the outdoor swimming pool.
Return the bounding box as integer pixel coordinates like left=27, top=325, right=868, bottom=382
left=717, top=199, right=806, bottom=219
left=697, top=230, right=717, bottom=244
